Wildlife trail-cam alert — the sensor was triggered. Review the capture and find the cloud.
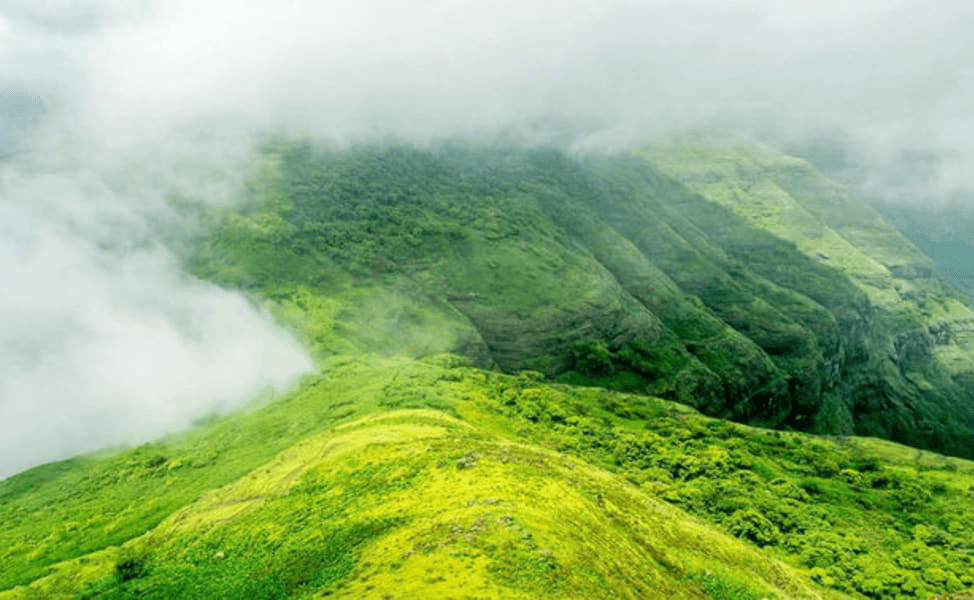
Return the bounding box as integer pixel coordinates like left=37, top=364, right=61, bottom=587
left=10, top=0, right=974, bottom=154
left=2, top=0, right=973, bottom=476
left=1, top=2, right=319, bottom=477
left=66, top=0, right=974, bottom=195
left=67, top=0, right=597, bottom=145
left=0, top=137, right=311, bottom=478
left=0, top=239, right=311, bottom=477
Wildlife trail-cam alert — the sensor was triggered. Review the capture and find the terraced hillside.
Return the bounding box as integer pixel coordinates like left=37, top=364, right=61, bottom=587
left=187, top=135, right=974, bottom=458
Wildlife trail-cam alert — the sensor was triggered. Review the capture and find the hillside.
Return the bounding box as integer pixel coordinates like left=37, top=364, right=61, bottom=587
left=5, top=134, right=974, bottom=600
left=868, top=198, right=974, bottom=299
left=3, top=354, right=974, bottom=599
left=5, top=355, right=974, bottom=599
left=186, top=134, right=974, bottom=458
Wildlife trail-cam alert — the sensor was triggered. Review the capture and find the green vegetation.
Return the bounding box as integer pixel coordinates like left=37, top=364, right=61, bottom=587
left=184, top=136, right=974, bottom=457
left=5, top=132, right=974, bottom=598
left=3, top=356, right=974, bottom=598
left=869, top=198, right=974, bottom=298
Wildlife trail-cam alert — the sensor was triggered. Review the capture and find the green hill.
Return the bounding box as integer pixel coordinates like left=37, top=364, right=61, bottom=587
left=869, top=198, right=974, bottom=298
left=4, top=132, right=974, bottom=599
left=3, top=355, right=973, bottom=599
left=188, top=133, right=974, bottom=457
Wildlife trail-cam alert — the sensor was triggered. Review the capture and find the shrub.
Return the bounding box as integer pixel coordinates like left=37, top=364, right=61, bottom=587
left=724, top=509, right=780, bottom=547
left=769, top=478, right=811, bottom=502
left=762, top=500, right=807, bottom=534
left=851, top=455, right=882, bottom=473
left=798, top=478, right=824, bottom=496
left=796, top=531, right=866, bottom=569
left=571, top=340, right=614, bottom=376
left=893, top=482, right=932, bottom=511
left=838, top=468, right=862, bottom=486
left=611, top=435, right=655, bottom=469
left=115, top=558, right=146, bottom=583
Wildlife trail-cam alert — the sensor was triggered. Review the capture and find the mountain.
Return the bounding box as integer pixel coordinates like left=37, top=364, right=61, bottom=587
left=783, top=133, right=974, bottom=306
left=187, top=131, right=974, bottom=458
left=4, top=132, right=974, bottom=599
left=868, top=197, right=974, bottom=299
left=3, top=355, right=973, bottom=599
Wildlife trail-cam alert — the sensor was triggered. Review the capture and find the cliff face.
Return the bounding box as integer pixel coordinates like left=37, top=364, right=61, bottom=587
left=188, top=135, right=974, bottom=458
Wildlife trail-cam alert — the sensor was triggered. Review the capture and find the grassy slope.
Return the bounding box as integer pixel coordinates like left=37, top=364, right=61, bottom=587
left=185, top=137, right=974, bottom=457
left=635, top=132, right=974, bottom=456
left=2, top=355, right=973, bottom=599
left=871, top=200, right=974, bottom=294
left=7, top=134, right=974, bottom=598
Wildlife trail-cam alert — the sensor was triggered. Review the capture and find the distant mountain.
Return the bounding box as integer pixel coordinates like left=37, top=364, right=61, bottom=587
left=4, top=132, right=974, bottom=600
left=867, top=197, right=974, bottom=298
left=783, top=132, right=974, bottom=302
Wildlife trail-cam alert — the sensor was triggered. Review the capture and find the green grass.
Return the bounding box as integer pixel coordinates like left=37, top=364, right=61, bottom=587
left=7, top=132, right=974, bottom=598
left=2, top=357, right=854, bottom=599
left=5, top=355, right=974, bottom=598
left=0, top=356, right=442, bottom=592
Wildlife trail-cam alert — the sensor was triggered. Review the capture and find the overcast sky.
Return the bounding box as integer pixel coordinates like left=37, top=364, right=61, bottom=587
left=1, top=0, right=972, bottom=477
left=4, top=1, right=973, bottom=180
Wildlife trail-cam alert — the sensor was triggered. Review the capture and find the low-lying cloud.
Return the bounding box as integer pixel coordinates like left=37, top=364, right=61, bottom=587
left=9, top=0, right=974, bottom=170
left=2, top=0, right=972, bottom=476
left=62, top=0, right=974, bottom=194
left=0, top=134, right=311, bottom=478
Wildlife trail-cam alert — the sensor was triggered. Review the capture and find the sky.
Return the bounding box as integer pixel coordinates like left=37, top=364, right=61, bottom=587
left=1, top=0, right=973, bottom=477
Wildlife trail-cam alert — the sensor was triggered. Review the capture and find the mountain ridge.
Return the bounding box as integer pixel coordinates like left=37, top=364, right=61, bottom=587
left=6, top=133, right=974, bottom=599
left=3, top=354, right=973, bottom=598
left=187, top=135, right=974, bottom=458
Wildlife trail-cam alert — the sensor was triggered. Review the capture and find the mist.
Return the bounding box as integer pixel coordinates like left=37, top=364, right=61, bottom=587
left=2, top=0, right=972, bottom=477
left=72, top=0, right=974, bottom=194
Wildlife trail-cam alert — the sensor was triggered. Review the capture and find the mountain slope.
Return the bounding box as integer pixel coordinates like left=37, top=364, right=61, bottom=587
left=639, top=131, right=974, bottom=454
left=3, top=355, right=973, bottom=599
left=869, top=197, right=974, bottom=298
left=7, top=133, right=974, bottom=599
left=186, top=136, right=974, bottom=458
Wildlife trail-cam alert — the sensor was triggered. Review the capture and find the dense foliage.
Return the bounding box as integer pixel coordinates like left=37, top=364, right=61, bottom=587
left=467, top=365, right=974, bottom=599
left=187, top=137, right=974, bottom=458
left=6, top=134, right=974, bottom=599
left=2, top=356, right=973, bottom=598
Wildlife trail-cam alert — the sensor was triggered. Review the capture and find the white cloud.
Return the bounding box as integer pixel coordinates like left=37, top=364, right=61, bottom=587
left=0, top=124, right=311, bottom=479
left=2, top=0, right=974, bottom=476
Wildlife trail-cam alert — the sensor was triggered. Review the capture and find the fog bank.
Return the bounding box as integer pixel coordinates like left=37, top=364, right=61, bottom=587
left=2, top=0, right=972, bottom=476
